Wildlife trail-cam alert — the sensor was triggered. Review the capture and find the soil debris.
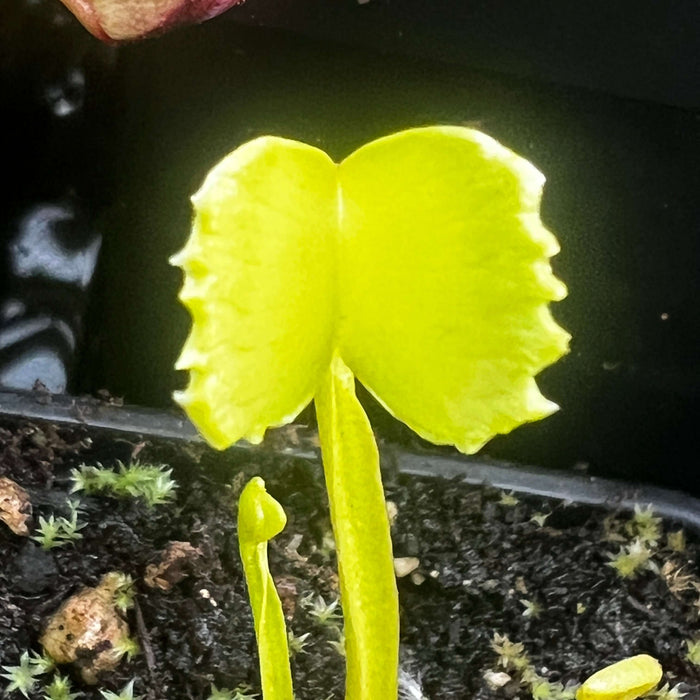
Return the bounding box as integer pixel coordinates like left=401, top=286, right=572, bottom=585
left=0, top=476, right=32, bottom=535
left=144, top=542, right=202, bottom=591
left=394, top=556, right=420, bottom=578
left=0, top=417, right=699, bottom=699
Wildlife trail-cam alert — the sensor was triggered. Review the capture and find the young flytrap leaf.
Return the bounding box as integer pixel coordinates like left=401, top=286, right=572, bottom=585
left=172, top=126, right=569, bottom=453
left=172, top=125, right=570, bottom=700
left=576, top=654, right=663, bottom=700
left=237, top=477, right=293, bottom=700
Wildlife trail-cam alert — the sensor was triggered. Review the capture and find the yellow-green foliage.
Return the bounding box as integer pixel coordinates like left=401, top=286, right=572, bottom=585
left=237, top=478, right=293, bottom=700
left=172, top=126, right=569, bottom=700
left=171, top=126, right=569, bottom=454
left=576, top=655, right=662, bottom=700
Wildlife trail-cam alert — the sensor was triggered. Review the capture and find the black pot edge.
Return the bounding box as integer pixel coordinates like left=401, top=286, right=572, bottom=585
left=2, top=389, right=699, bottom=532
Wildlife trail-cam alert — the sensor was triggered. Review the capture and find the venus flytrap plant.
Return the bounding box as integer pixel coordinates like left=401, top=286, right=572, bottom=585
left=172, top=126, right=570, bottom=699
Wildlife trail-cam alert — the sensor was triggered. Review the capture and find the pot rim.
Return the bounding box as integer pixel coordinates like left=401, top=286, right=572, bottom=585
left=1, top=388, right=699, bottom=531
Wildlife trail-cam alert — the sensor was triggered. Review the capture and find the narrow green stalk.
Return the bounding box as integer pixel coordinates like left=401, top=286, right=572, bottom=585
left=238, top=477, right=294, bottom=700
left=315, top=354, right=399, bottom=700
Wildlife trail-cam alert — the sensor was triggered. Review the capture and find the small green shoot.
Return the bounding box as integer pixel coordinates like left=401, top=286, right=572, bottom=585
left=207, top=686, right=258, bottom=700
left=43, top=673, right=82, bottom=700
left=238, top=477, right=293, bottom=700
left=110, top=635, right=140, bottom=662
left=607, top=539, right=655, bottom=579
left=523, top=670, right=576, bottom=700
left=99, top=679, right=143, bottom=700
left=71, top=461, right=176, bottom=507
left=31, top=499, right=85, bottom=550
left=626, top=505, right=662, bottom=546
left=1, top=651, right=42, bottom=698
left=490, top=635, right=578, bottom=699
left=498, top=491, right=520, bottom=507
left=531, top=512, right=550, bottom=527
left=207, top=687, right=236, bottom=700
left=644, top=683, right=687, bottom=700
left=287, top=631, right=311, bottom=656
left=520, top=598, right=543, bottom=619
left=491, top=633, right=530, bottom=672
left=110, top=573, right=136, bottom=614
left=327, top=630, right=346, bottom=658
left=301, top=593, right=342, bottom=626
left=29, top=651, right=56, bottom=675
left=666, top=530, right=686, bottom=553
left=686, top=639, right=700, bottom=666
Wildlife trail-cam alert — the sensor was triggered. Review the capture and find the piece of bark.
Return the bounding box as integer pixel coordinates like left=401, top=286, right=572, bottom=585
left=0, top=476, right=32, bottom=536
left=144, top=541, right=202, bottom=591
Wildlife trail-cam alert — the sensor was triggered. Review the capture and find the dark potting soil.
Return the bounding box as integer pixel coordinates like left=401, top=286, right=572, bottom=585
left=1, top=416, right=699, bottom=700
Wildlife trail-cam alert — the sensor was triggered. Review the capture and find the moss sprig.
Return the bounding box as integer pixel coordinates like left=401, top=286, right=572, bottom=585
left=301, top=593, right=342, bottom=626
left=489, top=634, right=579, bottom=700
left=99, top=679, right=142, bottom=700
left=207, top=684, right=258, bottom=700
left=71, top=461, right=176, bottom=507
left=42, top=673, right=82, bottom=700
left=607, top=538, right=656, bottom=579
left=686, top=639, right=700, bottom=666
left=31, top=500, right=85, bottom=550
left=1, top=651, right=42, bottom=698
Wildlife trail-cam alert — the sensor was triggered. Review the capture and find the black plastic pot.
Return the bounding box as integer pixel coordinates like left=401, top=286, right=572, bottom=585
left=1, top=387, right=700, bottom=699
left=2, top=389, right=699, bottom=532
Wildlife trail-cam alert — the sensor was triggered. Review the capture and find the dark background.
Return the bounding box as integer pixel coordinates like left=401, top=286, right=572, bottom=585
left=1, top=0, right=699, bottom=494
